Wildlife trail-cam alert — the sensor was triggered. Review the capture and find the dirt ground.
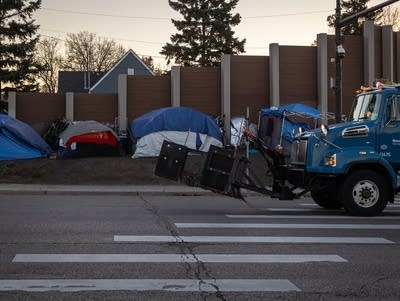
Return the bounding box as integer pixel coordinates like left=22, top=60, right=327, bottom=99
left=0, top=156, right=177, bottom=185
left=0, top=152, right=270, bottom=186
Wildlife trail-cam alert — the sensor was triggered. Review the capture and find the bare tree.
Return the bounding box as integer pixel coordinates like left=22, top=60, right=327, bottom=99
left=35, top=37, right=63, bottom=93
left=378, top=6, right=400, bottom=31
left=64, top=31, right=126, bottom=72
left=140, top=56, right=167, bottom=76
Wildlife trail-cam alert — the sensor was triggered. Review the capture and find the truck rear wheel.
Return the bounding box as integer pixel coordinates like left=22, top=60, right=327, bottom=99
left=311, top=190, right=342, bottom=209
left=341, top=169, right=388, bottom=216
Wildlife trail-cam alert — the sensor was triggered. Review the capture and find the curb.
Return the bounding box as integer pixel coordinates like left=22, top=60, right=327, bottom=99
left=0, top=184, right=215, bottom=196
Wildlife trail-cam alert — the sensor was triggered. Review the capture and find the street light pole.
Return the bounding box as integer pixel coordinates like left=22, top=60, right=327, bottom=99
left=334, top=0, right=342, bottom=123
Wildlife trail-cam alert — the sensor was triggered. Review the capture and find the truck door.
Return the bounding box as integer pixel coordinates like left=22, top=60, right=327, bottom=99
left=379, top=94, right=400, bottom=168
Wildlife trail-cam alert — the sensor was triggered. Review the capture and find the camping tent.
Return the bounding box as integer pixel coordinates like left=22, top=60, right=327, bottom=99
left=259, top=103, right=321, bottom=156
left=129, top=107, right=223, bottom=158
left=58, top=120, right=121, bottom=158
left=0, top=114, right=52, bottom=160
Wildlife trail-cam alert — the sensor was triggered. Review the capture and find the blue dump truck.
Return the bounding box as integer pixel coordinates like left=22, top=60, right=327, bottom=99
left=155, top=85, right=400, bottom=216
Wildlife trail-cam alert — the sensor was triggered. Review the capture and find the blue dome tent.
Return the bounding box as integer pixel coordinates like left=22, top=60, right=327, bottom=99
left=0, top=114, right=52, bottom=160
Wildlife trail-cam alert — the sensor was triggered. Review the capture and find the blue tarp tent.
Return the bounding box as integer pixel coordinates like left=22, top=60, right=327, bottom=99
left=129, top=107, right=223, bottom=157
left=130, top=106, right=222, bottom=142
left=0, top=114, right=52, bottom=160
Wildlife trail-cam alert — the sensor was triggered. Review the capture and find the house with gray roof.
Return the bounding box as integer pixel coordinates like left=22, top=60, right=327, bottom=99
left=57, top=49, right=154, bottom=94
left=89, top=49, right=155, bottom=94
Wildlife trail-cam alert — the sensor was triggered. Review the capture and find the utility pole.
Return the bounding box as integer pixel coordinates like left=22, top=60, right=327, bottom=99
left=334, top=0, right=399, bottom=123
left=334, top=0, right=342, bottom=123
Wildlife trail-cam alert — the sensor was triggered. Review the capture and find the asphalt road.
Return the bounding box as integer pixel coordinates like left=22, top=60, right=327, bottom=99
left=0, top=192, right=400, bottom=301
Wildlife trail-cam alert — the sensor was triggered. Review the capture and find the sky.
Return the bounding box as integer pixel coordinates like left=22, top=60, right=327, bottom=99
left=33, top=0, right=399, bottom=69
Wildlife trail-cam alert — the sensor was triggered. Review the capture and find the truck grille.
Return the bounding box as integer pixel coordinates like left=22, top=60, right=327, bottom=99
left=290, top=140, right=307, bottom=165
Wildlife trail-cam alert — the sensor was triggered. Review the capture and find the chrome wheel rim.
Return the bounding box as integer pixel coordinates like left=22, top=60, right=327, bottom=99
left=352, top=180, right=379, bottom=208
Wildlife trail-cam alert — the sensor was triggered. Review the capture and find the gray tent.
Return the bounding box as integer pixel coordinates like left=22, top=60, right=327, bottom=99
left=58, top=120, right=121, bottom=158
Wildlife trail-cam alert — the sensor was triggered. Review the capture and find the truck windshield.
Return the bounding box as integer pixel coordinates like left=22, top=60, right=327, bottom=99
left=349, top=93, right=381, bottom=121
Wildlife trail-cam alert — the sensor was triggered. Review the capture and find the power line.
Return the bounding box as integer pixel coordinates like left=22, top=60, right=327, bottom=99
left=245, top=10, right=332, bottom=19
left=41, top=7, right=332, bottom=20
left=39, top=28, right=269, bottom=50
left=40, top=28, right=162, bottom=45
left=41, top=8, right=171, bottom=20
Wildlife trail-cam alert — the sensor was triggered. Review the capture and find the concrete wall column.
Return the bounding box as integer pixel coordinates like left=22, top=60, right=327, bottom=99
left=269, top=43, right=280, bottom=107
left=65, top=92, right=74, bottom=121
left=8, top=91, right=16, bottom=118
left=317, top=33, right=328, bottom=119
left=171, top=66, right=181, bottom=107
left=118, top=74, right=128, bottom=134
left=363, top=21, right=375, bottom=86
left=221, top=54, right=231, bottom=144
left=382, top=25, right=394, bottom=82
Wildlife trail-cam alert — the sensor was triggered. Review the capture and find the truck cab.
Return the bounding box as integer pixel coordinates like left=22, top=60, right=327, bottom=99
left=289, top=85, right=400, bottom=216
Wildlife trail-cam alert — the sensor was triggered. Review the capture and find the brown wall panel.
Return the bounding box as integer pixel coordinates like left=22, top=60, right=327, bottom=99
left=127, top=75, right=171, bottom=121
left=279, top=46, right=317, bottom=108
left=180, top=67, right=221, bottom=117
left=342, top=35, right=363, bottom=116
left=74, top=93, right=117, bottom=124
left=231, top=55, right=269, bottom=122
left=16, top=93, right=65, bottom=135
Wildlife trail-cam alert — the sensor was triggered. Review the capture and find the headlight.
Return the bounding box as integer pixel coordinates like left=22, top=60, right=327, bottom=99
left=325, top=154, right=336, bottom=167
left=321, top=124, right=329, bottom=136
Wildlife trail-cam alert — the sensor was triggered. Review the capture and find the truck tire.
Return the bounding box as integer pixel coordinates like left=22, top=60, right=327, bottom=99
left=311, top=190, right=342, bottom=209
left=341, top=169, right=388, bottom=216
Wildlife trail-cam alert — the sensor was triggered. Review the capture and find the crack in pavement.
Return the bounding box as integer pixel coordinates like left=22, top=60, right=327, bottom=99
left=139, top=195, right=227, bottom=301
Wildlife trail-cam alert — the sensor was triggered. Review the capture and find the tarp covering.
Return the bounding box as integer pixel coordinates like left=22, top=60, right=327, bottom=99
left=58, top=120, right=120, bottom=158
left=0, top=114, right=52, bottom=160
left=132, top=131, right=222, bottom=158
left=129, top=107, right=223, bottom=158
left=260, top=103, right=321, bottom=119
left=259, top=103, right=319, bottom=155
left=130, top=107, right=222, bottom=142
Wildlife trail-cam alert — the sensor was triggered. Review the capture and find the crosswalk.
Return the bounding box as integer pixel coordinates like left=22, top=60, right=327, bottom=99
left=1, top=201, right=399, bottom=294
left=0, top=279, right=301, bottom=293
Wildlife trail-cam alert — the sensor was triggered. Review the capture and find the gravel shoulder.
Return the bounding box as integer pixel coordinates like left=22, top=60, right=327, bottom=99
left=0, top=152, right=270, bottom=186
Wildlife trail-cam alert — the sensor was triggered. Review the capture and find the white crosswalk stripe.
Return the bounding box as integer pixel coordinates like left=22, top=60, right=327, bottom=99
left=0, top=279, right=301, bottom=292
left=226, top=214, right=400, bottom=220
left=174, top=222, right=400, bottom=230
left=114, top=235, right=394, bottom=244
left=13, top=253, right=347, bottom=263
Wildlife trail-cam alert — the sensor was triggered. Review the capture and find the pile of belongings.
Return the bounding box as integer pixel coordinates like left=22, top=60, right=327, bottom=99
left=57, top=120, right=121, bottom=158
left=43, top=117, right=70, bottom=150
left=0, top=114, right=52, bottom=160
left=258, top=103, right=321, bottom=156
left=129, top=106, right=223, bottom=158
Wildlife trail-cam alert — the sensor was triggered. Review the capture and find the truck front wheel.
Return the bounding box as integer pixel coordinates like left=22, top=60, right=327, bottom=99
left=341, top=169, right=388, bottom=216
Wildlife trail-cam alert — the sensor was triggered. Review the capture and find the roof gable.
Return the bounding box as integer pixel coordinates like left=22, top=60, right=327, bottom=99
left=89, top=49, right=155, bottom=93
